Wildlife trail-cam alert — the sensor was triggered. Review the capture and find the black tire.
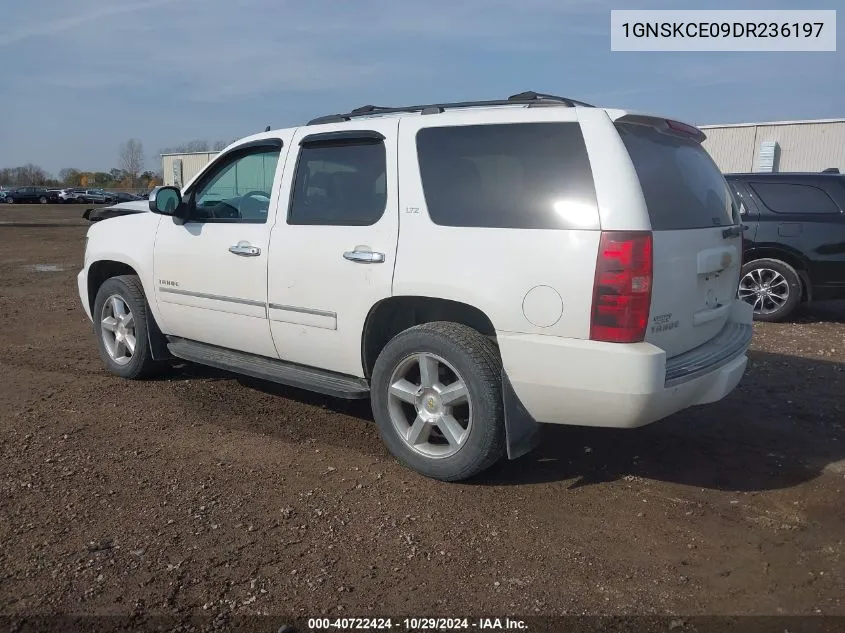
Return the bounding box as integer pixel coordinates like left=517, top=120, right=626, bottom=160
left=92, top=275, right=164, bottom=379
left=739, top=258, right=803, bottom=322
left=371, top=322, right=506, bottom=482
left=39, top=196, right=47, bottom=204
left=5, top=197, right=13, bottom=204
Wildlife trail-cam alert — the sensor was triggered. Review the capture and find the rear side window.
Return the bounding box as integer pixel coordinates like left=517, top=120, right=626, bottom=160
left=416, top=122, right=598, bottom=230
left=748, top=182, right=841, bottom=215
left=288, top=140, right=386, bottom=226
left=617, top=123, right=739, bottom=230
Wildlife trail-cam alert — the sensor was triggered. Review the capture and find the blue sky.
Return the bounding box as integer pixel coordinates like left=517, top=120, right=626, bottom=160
left=0, top=0, right=842, bottom=175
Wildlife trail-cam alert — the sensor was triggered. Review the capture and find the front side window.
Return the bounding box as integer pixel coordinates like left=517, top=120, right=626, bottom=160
left=190, top=146, right=281, bottom=223
left=288, top=139, right=387, bottom=226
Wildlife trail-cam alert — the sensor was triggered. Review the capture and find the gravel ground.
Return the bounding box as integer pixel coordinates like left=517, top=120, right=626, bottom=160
left=1, top=206, right=844, bottom=624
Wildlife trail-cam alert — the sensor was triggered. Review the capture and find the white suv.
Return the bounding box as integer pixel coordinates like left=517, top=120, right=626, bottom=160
left=77, top=92, right=753, bottom=481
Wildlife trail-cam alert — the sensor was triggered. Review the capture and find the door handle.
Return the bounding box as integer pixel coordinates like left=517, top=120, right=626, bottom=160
left=229, top=242, right=261, bottom=257
left=343, top=249, right=385, bottom=264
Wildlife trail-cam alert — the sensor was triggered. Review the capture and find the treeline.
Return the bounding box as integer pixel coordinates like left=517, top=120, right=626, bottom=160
left=2, top=137, right=232, bottom=190
left=1, top=138, right=161, bottom=190
left=160, top=139, right=233, bottom=154
left=0, top=165, right=161, bottom=190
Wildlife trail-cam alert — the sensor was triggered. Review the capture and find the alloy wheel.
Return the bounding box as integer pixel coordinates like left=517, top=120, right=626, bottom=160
left=387, top=352, right=472, bottom=459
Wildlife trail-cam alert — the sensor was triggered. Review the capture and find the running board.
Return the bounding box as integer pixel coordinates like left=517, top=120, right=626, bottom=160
left=166, top=338, right=370, bottom=400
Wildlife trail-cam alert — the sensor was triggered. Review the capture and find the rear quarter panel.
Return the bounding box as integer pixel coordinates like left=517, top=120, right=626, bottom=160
left=741, top=177, right=845, bottom=289
left=393, top=107, right=604, bottom=338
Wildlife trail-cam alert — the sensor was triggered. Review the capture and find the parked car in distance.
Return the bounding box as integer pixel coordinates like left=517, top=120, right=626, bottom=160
left=4, top=186, right=51, bottom=204
left=78, top=189, right=115, bottom=204
left=78, top=91, right=753, bottom=481
left=112, top=191, right=142, bottom=203
left=59, top=188, right=86, bottom=203
left=727, top=171, right=845, bottom=321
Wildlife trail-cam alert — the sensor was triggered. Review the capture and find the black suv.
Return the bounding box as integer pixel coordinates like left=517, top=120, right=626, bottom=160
left=3, top=186, right=53, bottom=204
left=726, top=171, right=845, bottom=321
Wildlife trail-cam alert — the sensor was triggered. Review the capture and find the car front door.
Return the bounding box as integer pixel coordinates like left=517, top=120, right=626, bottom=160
left=153, top=135, right=292, bottom=357
left=266, top=121, right=400, bottom=376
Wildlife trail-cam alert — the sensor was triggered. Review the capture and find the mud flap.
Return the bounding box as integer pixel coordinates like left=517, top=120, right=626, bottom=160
left=502, top=373, right=540, bottom=460
left=146, top=304, right=172, bottom=361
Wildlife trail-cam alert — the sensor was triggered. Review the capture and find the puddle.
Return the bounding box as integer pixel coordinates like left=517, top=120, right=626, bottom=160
left=23, top=263, right=66, bottom=272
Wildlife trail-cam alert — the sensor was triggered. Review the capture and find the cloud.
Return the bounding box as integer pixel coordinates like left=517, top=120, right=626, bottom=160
left=0, top=0, right=842, bottom=174
left=3, top=0, right=612, bottom=100
left=0, top=0, right=180, bottom=47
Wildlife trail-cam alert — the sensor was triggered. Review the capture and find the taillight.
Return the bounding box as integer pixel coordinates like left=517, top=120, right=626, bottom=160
left=590, top=231, right=653, bottom=343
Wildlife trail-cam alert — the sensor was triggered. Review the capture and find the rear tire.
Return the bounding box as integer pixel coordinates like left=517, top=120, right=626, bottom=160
left=371, top=322, right=506, bottom=482
left=738, top=258, right=802, bottom=322
left=39, top=196, right=47, bottom=204
left=92, top=275, right=164, bottom=379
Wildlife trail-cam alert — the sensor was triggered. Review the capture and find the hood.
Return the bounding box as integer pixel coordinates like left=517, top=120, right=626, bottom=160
left=83, top=200, right=149, bottom=222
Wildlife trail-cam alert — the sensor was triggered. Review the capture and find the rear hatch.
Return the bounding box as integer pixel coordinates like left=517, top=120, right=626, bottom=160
left=615, top=117, right=743, bottom=358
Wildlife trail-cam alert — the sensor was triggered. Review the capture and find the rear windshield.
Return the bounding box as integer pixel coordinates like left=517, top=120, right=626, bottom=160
left=617, top=123, right=739, bottom=230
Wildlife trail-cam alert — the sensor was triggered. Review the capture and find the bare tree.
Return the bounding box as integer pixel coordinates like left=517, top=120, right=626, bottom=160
left=119, top=139, right=145, bottom=187
left=161, top=139, right=210, bottom=154
left=58, top=168, right=81, bottom=186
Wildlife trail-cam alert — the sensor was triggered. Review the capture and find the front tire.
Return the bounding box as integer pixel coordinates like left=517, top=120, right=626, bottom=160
left=371, top=322, right=506, bottom=482
left=39, top=196, right=47, bottom=204
left=92, top=275, right=163, bottom=379
left=738, top=258, right=803, bottom=322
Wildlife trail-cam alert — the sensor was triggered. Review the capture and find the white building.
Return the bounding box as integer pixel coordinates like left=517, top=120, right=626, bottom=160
left=700, top=118, right=845, bottom=174
left=161, top=117, right=845, bottom=186
left=162, top=151, right=218, bottom=188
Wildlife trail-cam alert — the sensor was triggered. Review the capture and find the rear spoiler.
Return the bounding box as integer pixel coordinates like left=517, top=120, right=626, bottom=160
left=613, top=113, right=707, bottom=144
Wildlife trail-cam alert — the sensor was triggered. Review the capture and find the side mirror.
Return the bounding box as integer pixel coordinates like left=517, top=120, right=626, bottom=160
left=149, top=186, right=183, bottom=216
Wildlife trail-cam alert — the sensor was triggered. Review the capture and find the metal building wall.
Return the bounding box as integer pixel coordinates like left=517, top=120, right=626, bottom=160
left=700, top=126, right=757, bottom=172
left=701, top=121, right=845, bottom=173
left=161, top=152, right=218, bottom=187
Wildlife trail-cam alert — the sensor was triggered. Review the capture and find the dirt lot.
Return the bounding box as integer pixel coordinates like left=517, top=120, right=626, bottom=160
left=1, top=206, right=844, bottom=624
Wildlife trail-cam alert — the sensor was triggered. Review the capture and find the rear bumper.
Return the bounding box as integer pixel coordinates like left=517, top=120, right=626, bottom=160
left=498, top=301, right=753, bottom=429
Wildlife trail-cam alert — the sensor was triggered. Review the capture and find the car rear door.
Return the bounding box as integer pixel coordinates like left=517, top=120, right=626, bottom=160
left=613, top=117, right=745, bottom=359
left=266, top=120, right=400, bottom=377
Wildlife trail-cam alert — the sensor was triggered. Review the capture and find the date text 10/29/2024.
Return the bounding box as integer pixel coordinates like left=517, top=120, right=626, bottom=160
left=306, top=617, right=528, bottom=631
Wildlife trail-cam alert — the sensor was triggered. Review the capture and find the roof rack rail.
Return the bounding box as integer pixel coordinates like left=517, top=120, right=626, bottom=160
left=306, top=91, right=593, bottom=125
